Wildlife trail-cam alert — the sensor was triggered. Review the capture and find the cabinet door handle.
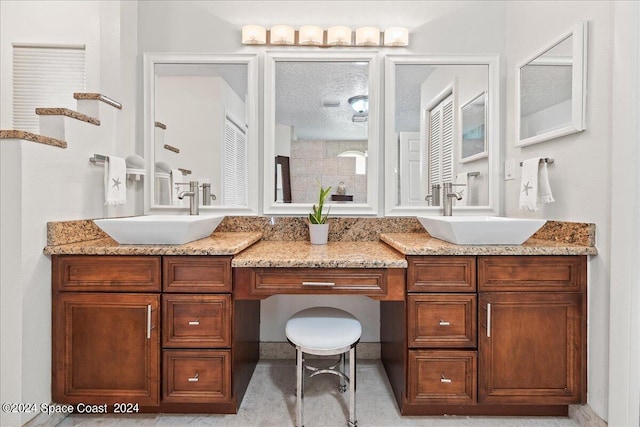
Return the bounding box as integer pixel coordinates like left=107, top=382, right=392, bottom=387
left=146, top=304, right=152, bottom=339
left=188, top=373, right=199, bottom=382
left=302, top=281, right=335, bottom=287
left=486, top=303, right=491, bottom=338
left=440, top=374, right=452, bottom=383
left=439, top=320, right=450, bottom=326
left=188, top=320, right=200, bottom=326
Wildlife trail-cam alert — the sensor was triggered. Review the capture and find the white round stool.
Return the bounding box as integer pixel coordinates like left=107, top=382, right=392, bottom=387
left=285, top=307, right=362, bottom=427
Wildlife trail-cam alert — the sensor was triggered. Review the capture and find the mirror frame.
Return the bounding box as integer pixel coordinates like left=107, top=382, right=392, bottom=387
left=515, top=21, right=588, bottom=147
left=263, top=51, right=381, bottom=216
left=143, top=53, right=260, bottom=215
left=459, top=91, right=488, bottom=163
left=384, top=55, right=501, bottom=216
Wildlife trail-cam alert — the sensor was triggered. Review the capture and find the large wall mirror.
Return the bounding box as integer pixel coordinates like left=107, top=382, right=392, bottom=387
left=384, top=55, right=500, bottom=216
left=143, top=53, right=259, bottom=214
left=515, top=21, right=587, bottom=147
left=264, top=51, right=380, bottom=216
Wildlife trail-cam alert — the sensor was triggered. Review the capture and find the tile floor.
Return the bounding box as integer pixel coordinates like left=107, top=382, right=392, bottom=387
left=30, top=359, right=586, bottom=427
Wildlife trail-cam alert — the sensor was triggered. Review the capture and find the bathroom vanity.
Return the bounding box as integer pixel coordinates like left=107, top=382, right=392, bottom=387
left=46, top=225, right=595, bottom=417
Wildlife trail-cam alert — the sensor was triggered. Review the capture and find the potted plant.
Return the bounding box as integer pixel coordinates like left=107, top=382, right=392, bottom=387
left=308, top=184, right=331, bottom=245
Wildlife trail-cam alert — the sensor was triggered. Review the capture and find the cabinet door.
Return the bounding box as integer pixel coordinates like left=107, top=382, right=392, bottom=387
left=478, top=292, right=585, bottom=404
left=52, top=293, right=160, bottom=406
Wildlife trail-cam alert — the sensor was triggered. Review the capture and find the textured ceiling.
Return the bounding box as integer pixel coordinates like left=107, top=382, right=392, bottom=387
left=520, top=65, right=572, bottom=116
left=275, top=61, right=369, bottom=140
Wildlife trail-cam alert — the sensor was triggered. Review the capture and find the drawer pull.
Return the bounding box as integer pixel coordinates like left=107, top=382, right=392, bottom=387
left=439, top=320, right=450, bottom=326
left=486, top=303, right=492, bottom=338
left=302, top=281, right=335, bottom=287
left=188, top=320, right=200, bottom=326
left=146, top=305, right=152, bottom=339
left=188, top=373, right=199, bottom=382
left=440, top=374, right=452, bottom=384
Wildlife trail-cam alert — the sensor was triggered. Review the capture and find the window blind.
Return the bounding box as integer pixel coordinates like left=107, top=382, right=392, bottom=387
left=12, top=45, right=86, bottom=132
left=428, top=93, right=454, bottom=189
left=223, top=117, right=248, bottom=206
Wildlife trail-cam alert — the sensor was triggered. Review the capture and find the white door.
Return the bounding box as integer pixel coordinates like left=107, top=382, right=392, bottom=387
left=399, top=132, right=422, bottom=205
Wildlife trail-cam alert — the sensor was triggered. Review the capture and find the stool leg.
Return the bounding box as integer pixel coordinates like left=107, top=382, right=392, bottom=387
left=348, top=346, right=357, bottom=427
left=339, top=353, right=347, bottom=392
left=296, top=347, right=304, bottom=427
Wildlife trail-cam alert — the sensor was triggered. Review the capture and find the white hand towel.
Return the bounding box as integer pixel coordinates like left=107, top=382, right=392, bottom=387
left=170, top=169, right=185, bottom=206
left=455, top=172, right=469, bottom=206
left=519, top=157, right=555, bottom=211
left=104, top=155, right=126, bottom=206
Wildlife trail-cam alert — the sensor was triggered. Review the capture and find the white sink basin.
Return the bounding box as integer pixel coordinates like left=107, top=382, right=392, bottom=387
left=94, top=215, right=224, bottom=245
left=417, top=216, right=546, bottom=245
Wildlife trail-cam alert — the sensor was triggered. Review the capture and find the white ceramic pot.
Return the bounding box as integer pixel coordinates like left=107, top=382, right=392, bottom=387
left=309, top=223, right=329, bottom=245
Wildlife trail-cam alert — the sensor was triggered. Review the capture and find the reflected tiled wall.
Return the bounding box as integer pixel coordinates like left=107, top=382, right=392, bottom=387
left=290, top=140, right=367, bottom=203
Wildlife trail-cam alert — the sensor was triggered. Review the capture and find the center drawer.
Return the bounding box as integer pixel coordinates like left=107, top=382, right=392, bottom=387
left=248, top=268, right=388, bottom=296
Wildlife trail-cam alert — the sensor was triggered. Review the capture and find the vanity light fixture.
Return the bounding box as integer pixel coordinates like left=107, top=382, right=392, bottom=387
left=241, top=25, right=408, bottom=47
left=327, top=26, right=352, bottom=46
left=383, top=27, right=409, bottom=46
left=270, top=25, right=295, bottom=45
left=355, top=27, right=381, bottom=46
left=241, top=25, right=267, bottom=45
left=299, top=25, right=324, bottom=45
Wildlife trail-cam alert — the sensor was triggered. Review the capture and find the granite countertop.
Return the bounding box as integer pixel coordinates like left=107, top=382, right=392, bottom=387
left=44, top=232, right=262, bottom=256
left=231, top=240, right=408, bottom=268
left=380, top=232, right=598, bottom=256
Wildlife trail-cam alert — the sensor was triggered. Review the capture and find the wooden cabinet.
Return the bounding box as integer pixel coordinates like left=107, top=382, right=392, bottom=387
left=477, top=256, right=586, bottom=406
left=382, top=255, right=587, bottom=416
left=52, top=256, right=162, bottom=406
left=478, top=292, right=584, bottom=404
left=52, top=255, right=259, bottom=414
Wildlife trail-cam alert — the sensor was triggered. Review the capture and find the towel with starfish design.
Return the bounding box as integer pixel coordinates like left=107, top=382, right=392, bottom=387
left=519, top=157, right=554, bottom=211
left=105, top=155, right=126, bottom=206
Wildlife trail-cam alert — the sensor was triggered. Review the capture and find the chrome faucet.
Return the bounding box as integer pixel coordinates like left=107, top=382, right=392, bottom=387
left=201, top=182, right=217, bottom=206
left=442, top=182, right=465, bottom=216
left=425, top=184, right=441, bottom=206
left=177, top=181, right=199, bottom=215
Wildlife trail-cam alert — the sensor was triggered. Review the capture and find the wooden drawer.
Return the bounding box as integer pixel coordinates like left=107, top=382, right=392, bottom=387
left=408, top=256, right=476, bottom=292
left=162, top=295, right=231, bottom=348
left=407, top=350, right=477, bottom=405
left=163, top=256, right=232, bottom=293
left=163, top=350, right=231, bottom=404
left=235, top=267, right=404, bottom=299
left=53, top=255, right=161, bottom=292
left=408, top=294, right=477, bottom=348
left=478, top=256, right=586, bottom=292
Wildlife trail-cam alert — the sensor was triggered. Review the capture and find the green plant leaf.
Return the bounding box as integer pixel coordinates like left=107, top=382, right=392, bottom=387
left=309, top=184, right=331, bottom=224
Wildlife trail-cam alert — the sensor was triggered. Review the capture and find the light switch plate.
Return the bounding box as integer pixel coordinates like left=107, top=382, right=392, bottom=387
left=505, top=159, right=516, bottom=180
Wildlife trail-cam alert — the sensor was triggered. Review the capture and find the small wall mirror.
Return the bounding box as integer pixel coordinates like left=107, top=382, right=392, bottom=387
left=384, top=55, right=500, bottom=216
left=264, top=51, right=380, bottom=216
left=460, top=92, right=487, bottom=163
left=143, top=53, right=259, bottom=214
left=515, top=21, right=588, bottom=147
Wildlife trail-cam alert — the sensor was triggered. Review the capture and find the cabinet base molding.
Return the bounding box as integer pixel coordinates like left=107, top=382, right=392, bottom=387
left=401, top=404, right=568, bottom=417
